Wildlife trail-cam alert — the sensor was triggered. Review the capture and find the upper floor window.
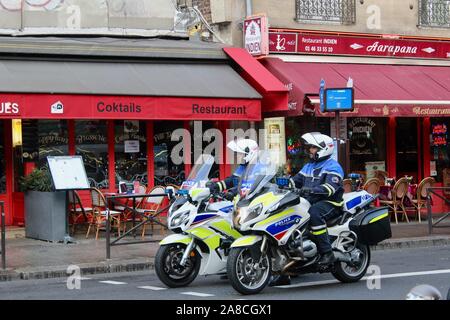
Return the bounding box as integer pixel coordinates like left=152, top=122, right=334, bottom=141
left=419, top=0, right=450, bottom=28
left=295, top=0, right=356, bottom=25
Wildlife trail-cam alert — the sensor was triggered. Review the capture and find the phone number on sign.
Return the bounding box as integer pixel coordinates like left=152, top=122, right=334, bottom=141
left=304, top=46, right=334, bottom=53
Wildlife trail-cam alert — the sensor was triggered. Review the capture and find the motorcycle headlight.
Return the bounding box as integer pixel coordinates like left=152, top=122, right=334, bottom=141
left=238, top=203, right=263, bottom=225
left=170, top=210, right=190, bottom=228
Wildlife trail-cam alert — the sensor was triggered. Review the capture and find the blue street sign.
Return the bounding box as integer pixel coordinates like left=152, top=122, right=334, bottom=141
left=324, top=87, right=354, bottom=112
left=319, top=79, right=325, bottom=112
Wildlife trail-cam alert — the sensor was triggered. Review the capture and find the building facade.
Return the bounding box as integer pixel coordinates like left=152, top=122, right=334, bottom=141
left=205, top=0, right=450, bottom=199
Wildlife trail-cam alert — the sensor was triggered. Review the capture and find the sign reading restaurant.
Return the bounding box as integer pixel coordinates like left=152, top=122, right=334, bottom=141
left=269, top=29, right=450, bottom=60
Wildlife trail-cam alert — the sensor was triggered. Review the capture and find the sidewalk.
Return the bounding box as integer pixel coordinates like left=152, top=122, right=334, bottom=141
left=1, top=221, right=450, bottom=282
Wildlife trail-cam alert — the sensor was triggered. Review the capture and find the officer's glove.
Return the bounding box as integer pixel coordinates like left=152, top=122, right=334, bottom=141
left=297, top=187, right=313, bottom=197
left=224, top=192, right=235, bottom=201
left=206, top=181, right=220, bottom=194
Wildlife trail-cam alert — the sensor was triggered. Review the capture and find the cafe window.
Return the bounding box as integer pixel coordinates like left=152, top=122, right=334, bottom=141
left=154, top=121, right=185, bottom=186
left=75, top=120, right=109, bottom=189
left=430, top=118, right=450, bottom=183
left=16, top=120, right=69, bottom=191
left=190, top=121, right=220, bottom=180
left=285, top=116, right=330, bottom=175
left=348, top=117, right=387, bottom=178
left=114, top=120, right=147, bottom=187
left=0, top=121, right=5, bottom=194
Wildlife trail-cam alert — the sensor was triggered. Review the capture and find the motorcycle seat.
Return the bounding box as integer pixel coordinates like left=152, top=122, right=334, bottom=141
left=326, top=215, right=343, bottom=228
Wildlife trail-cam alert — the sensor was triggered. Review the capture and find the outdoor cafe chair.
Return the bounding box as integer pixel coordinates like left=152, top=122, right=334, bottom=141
left=343, top=179, right=352, bottom=193
left=379, top=177, right=410, bottom=224
left=86, top=188, right=122, bottom=240
left=374, top=170, right=389, bottom=186
left=410, top=177, right=435, bottom=223
left=362, top=178, right=381, bottom=196
left=136, top=186, right=166, bottom=238
left=68, top=190, right=92, bottom=235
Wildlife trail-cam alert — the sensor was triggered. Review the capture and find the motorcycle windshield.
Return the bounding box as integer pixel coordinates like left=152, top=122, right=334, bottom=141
left=238, top=151, right=277, bottom=200
left=180, top=154, right=215, bottom=190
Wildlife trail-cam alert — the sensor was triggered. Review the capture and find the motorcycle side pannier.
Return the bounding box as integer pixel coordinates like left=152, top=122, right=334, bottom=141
left=349, top=206, right=392, bottom=245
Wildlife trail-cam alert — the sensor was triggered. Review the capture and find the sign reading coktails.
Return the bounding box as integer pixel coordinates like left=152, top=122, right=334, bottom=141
left=244, top=14, right=269, bottom=56
left=0, top=94, right=261, bottom=121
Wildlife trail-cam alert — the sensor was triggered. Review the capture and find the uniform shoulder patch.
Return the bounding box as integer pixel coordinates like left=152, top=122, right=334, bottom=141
left=331, top=176, right=340, bottom=184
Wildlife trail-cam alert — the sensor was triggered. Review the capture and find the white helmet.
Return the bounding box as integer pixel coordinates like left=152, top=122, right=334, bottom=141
left=301, top=132, right=334, bottom=162
left=227, top=139, right=259, bottom=164
left=406, top=285, right=442, bottom=300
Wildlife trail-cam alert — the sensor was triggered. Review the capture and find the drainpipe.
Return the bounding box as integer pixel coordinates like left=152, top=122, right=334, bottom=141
left=245, top=0, right=256, bottom=134
left=246, top=0, right=252, bottom=17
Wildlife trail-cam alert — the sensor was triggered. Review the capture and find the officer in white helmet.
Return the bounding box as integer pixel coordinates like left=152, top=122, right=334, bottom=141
left=206, top=138, right=258, bottom=200
left=271, top=132, right=344, bottom=286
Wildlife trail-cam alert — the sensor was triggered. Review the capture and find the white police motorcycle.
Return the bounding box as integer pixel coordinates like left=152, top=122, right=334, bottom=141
left=155, top=154, right=243, bottom=287
left=226, top=151, right=392, bottom=295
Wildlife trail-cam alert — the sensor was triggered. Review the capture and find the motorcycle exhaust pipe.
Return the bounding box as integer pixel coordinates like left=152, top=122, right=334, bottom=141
left=334, top=251, right=352, bottom=264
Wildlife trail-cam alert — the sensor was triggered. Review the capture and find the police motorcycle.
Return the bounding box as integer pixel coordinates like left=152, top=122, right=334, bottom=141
left=226, top=151, right=392, bottom=295
left=155, top=154, right=243, bottom=287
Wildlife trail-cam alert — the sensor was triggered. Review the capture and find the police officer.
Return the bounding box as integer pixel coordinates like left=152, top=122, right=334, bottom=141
left=206, top=139, right=258, bottom=199
left=271, top=132, right=344, bottom=286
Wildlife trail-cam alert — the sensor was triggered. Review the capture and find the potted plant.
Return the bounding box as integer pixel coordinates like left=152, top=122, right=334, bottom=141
left=20, top=167, right=67, bottom=242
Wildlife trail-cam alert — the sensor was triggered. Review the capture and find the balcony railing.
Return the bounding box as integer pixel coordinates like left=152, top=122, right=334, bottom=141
left=295, top=0, right=356, bottom=25
left=418, top=0, right=450, bottom=28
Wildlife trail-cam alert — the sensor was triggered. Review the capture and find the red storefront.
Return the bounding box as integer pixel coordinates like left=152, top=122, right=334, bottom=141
left=231, top=29, right=450, bottom=212
left=0, top=38, right=288, bottom=226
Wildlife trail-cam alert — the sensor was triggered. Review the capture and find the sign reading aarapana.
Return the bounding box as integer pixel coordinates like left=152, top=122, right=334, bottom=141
left=244, top=15, right=269, bottom=56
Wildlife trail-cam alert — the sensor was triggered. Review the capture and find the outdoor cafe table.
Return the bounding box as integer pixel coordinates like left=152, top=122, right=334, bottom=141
left=103, top=192, right=147, bottom=238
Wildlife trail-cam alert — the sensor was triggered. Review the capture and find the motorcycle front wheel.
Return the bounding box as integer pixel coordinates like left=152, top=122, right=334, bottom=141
left=155, top=243, right=201, bottom=288
left=332, top=243, right=370, bottom=283
left=227, top=247, right=271, bottom=295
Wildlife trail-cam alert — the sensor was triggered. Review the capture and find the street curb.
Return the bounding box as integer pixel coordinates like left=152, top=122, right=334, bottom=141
left=1, top=237, right=450, bottom=282
left=372, top=236, right=450, bottom=251
left=0, top=259, right=155, bottom=282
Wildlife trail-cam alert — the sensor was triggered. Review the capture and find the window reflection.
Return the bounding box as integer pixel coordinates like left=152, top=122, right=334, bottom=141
left=153, top=121, right=185, bottom=186
left=115, top=120, right=147, bottom=188
left=0, top=121, right=5, bottom=194
left=75, top=120, right=108, bottom=189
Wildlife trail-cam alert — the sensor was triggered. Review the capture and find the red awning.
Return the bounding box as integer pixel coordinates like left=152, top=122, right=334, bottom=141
left=223, top=48, right=289, bottom=112
left=0, top=94, right=261, bottom=121
left=260, top=58, right=450, bottom=117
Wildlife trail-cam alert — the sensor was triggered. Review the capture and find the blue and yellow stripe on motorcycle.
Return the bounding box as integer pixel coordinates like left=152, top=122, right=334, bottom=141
left=192, top=214, right=218, bottom=225
left=230, top=235, right=262, bottom=248
left=210, top=220, right=242, bottom=239
left=249, top=192, right=283, bottom=209
left=188, top=227, right=221, bottom=250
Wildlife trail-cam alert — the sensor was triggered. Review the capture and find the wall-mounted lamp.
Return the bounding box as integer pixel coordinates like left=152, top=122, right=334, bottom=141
left=12, top=119, right=22, bottom=147
left=410, top=4, right=414, bottom=10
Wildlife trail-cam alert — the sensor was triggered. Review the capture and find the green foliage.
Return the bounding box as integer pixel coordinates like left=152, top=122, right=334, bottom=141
left=19, top=168, right=53, bottom=192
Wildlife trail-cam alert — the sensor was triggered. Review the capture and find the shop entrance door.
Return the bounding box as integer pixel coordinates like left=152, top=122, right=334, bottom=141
left=0, top=120, right=14, bottom=226
left=396, top=118, right=419, bottom=183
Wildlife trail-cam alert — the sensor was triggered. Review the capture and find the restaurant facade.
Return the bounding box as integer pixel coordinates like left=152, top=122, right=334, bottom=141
left=235, top=28, right=450, bottom=196
left=0, top=37, right=288, bottom=226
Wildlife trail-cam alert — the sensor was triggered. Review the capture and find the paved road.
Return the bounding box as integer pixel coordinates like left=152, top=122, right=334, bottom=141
left=1, top=245, right=449, bottom=300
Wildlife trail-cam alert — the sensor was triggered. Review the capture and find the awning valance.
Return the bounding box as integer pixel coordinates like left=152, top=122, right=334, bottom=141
left=224, top=48, right=289, bottom=112
left=0, top=59, right=261, bottom=120
left=260, top=58, right=450, bottom=117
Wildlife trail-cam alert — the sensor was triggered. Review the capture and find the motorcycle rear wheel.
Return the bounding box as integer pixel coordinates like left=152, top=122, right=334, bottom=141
left=155, top=243, right=201, bottom=288
left=332, top=243, right=370, bottom=283
left=227, top=247, right=271, bottom=295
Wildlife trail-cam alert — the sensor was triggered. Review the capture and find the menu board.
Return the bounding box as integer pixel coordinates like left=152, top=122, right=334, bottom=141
left=47, top=156, right=90, bottom=190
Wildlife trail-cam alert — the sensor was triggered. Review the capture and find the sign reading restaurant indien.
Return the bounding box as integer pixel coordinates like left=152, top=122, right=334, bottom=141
left=269, top=29, right=450, bottom=60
